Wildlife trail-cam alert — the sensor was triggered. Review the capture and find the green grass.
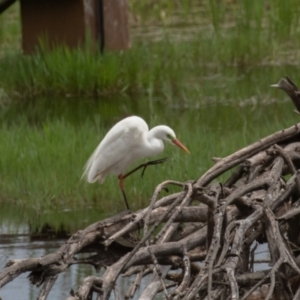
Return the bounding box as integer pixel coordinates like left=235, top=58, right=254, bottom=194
left=0, top=91, right=299, bottom=231
left=0, top=39, right=300, bottom=101
left=0, top=1, right=300, bottom=98
left=0, top=43, right=185, bottom=98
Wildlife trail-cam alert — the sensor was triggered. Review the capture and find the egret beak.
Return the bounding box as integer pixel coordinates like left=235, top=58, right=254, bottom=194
left=172, top=139, right=190, bottom=154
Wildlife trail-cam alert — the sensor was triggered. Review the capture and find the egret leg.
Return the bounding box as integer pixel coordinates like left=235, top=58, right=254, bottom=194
left=122, top=157, right=168, bottom=180
left=118, top=174, right=130, bottom=211
left=118, top=157, right=168, bottom=211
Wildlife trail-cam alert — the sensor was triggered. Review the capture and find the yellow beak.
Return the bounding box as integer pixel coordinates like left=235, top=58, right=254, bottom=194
left=172, top=139, right=190, bottom=154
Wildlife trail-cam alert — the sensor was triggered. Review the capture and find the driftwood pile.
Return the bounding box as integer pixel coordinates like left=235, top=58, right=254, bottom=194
left=2, top=77, right=300, bottom=300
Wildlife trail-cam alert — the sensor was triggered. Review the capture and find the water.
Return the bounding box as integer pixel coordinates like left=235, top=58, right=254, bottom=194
left=0, top=220, right=270, bottom=299
left=0, top=221, right=169, bottom=299
left=0, top=223, right=76, bottom=299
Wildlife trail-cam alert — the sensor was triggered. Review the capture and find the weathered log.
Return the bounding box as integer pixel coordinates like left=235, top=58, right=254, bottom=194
left=271, top=76, right=300, bottom=113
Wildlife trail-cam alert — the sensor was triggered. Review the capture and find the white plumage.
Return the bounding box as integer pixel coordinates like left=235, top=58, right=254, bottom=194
left=82, top=115, right=189, bottom=208
left=83, top=116, right=189, bottom=183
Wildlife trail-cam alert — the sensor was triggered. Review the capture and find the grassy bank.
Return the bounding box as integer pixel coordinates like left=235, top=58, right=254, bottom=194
left=0, top=1, right=300, bottom=98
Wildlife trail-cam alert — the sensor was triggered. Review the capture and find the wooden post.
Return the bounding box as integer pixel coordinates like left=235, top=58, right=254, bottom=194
left=102, top=0, right=130, bottom=51
left=20, top=0, right=129, bottom=54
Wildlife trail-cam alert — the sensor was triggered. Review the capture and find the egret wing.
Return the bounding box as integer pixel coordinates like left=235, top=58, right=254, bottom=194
left=83, top=117, right=148, bottom=183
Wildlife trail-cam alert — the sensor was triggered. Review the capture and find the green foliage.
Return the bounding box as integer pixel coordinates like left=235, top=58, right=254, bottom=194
left=0, top=88, right=299, bottom=231
left=0, top=42, right=186, bottom=98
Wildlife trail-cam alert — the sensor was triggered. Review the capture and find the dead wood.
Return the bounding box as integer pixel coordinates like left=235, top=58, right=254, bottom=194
left=271, top=76, right=300, bottom=113
left=2, top=77, right=300, bottom=299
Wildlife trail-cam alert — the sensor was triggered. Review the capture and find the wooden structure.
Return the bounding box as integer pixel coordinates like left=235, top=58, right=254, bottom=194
left=1, top=0, right=130, bottom=54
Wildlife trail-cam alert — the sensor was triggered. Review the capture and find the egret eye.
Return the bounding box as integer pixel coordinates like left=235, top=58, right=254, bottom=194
left=166, top=134, right=173, bottom=140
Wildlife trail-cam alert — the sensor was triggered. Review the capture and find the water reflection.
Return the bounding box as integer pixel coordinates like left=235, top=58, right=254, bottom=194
left=0, top=222, right=105, bottom=299
left=0, top=223, right=69, bottom=299
left=0, top=222, right=167, bottom=299
left=0, top=221, right=270, bottom=299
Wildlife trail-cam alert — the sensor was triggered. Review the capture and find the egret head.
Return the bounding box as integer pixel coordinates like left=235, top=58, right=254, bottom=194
left=160, top=126, right=190, bottom=154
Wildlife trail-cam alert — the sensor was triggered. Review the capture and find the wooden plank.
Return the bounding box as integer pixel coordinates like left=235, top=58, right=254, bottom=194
left=102, top=0, right=130, bottom=51
left=20, top=0, right=86, bottom=53
left=20, top=0, right=129, bottom=54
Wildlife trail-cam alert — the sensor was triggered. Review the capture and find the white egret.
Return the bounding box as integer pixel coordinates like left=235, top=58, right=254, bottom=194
left=82, top=116, right=190, bottom=210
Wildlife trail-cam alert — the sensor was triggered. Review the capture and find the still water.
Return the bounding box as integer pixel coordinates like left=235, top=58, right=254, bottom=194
left=0, top=220, right=157, bottom=299
left=0, top=220, right=270, bottom=299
